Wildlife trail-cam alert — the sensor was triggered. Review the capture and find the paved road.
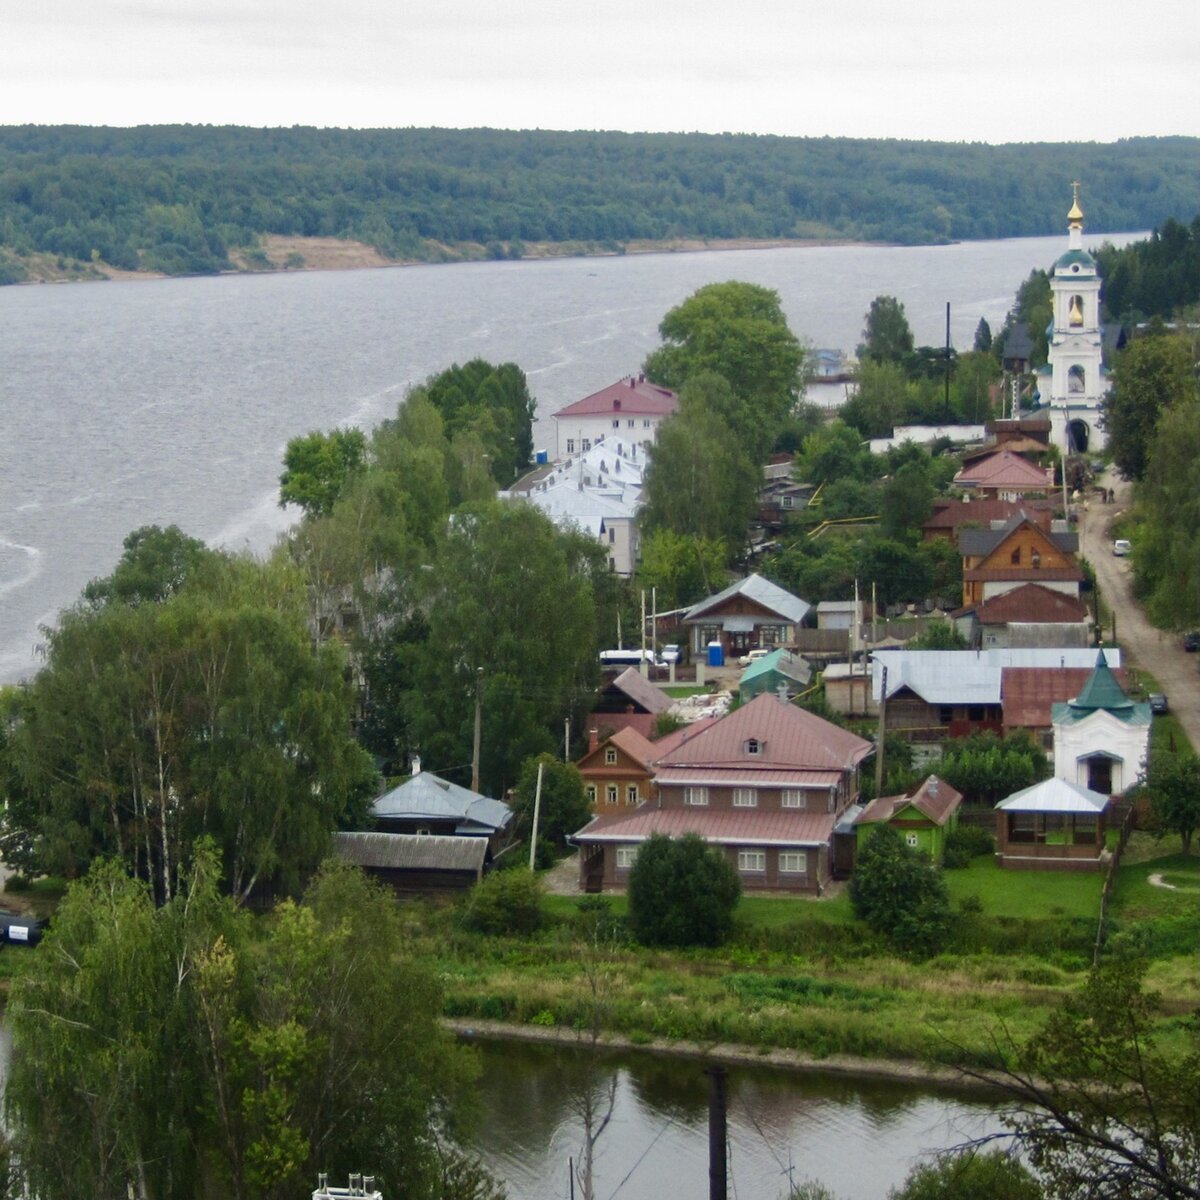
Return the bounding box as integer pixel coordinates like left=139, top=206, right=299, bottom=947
left=1077, top=467, right=1200, bottom=751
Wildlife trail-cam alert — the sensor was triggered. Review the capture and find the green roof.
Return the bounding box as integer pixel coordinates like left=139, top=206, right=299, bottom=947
left=1053, top=651, right=1150, bottom=726
left=740, top=648, right=787, bottom=682
left=1055, top=248, right=1096, bottom=271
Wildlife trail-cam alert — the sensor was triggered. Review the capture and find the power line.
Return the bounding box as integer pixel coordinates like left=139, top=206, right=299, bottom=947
left=606, top=1115, right=676, bottom=1200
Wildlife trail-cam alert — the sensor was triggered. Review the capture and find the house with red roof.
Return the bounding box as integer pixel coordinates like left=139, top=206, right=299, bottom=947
left=954, top=582, right=1092, bottom=649
left=1001, top=664, right=1130, bottom=744
left=952, top=450, right=1054, bottom=500
left=854, top=775, right=963, bottom=864
left=577, top=726, right=660, bottom=813
left=921, top=496, right=1058, bottom=545
left=573, top=692, right=872, bottom=894
left=553, top=374, right=678, bottom=460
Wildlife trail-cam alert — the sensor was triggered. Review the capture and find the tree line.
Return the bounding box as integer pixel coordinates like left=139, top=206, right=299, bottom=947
left=2, top=125, right=1199, bottom=278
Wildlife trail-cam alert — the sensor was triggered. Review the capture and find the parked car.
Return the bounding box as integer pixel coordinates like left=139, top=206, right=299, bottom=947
left=1149, top=693, right=1168, bottom=715
left=1184, top=632, right=1200, bottom=652
left=660, top=644, right=682, bottom=665
left=738, top=648, right=772, bottom=667
left=1112, top=538, right=1131, bottom=556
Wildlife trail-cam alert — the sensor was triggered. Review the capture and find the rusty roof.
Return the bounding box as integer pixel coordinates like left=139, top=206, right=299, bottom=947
left=1001, top=665, right=1130, bottom=730
left=967, top=583, right=1090, bottom=625
left=554, top=376, right=678, bottom=418
left=856, top=775, right=963, bottom=827
left=574, top=806, right=836, bottom=847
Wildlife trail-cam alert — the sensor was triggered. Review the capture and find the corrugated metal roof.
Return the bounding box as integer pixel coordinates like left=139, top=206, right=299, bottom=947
left=607, top=667, right=673, bottom=715
left=656, top=692, right=871, bottom=772
left=954, top=450, right=1054, bottom=490
left=654, top=767, right=842, bottom=787
left=574, top=806, right=836, bottom=847
left=856, top=775, right=962, bottom=827
left=996, top=778, right=1110, bottom=814
left=371, top=773, right=512, bottom=833
left=333, top=831, right=488, bottom=872
left=553, top=377, right=678, bottom=418
left=684, top=574, right=810, bottom=626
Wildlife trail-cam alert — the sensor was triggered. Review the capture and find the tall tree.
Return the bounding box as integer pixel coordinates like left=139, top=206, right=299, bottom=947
left=1102, top=332, right=1198, bottom=480
left=643, top=281, right=808, bottom=451
left=859, top=295, right=915, bottom=364
left=973, top=317, right=993, bottom=353
left=639, top=404, right=759, bottom=555
left=9, top=552, right=375, bottom=902
left=279, top=428, right=367, bottom=518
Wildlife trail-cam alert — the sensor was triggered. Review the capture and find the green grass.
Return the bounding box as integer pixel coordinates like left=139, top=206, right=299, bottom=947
left=661, top=685, right=707, bottom=698
left=943, top=856, right=1102, bottom=920
left=1111, top=847, right=1200, bottom=921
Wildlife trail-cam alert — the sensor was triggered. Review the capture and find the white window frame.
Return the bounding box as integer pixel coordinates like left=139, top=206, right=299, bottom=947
left=566, top=438, right=575, bottom=454
left=582, top=438, right=591, bottom=451
left=781, top=790, right=806, bottom=809
left=737, top=849, right=766, bottom=873
left=616, top=846, right=638, bottom=869
left=612, top=418, right=620, bottom=429
left=683, top=786, right=709, bottom=806
left=732, top=787, right=757, bottom=808
left=605, top=784, right=619, bottom=805
left=745, top=738, right=761, bottom=756
left=585, top=784, right=597, bottom=803
left=906, top=832, right=920, bottom=848
left=626, top=784, right=639, bottom=804
left=779, top=851, right=807, bottom=875
left=604, top=747, right=617, bottom=765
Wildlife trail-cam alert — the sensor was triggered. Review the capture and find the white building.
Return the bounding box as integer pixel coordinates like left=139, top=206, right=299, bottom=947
left=1035, top=184, right=1110, bottom=454
left=506, top=436, right=646, bottom=575
left=553, top=374, right=678, bottom=460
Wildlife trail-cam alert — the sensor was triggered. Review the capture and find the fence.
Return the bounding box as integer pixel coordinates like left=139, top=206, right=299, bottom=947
left=1093, top=803, right=1137, bottom=966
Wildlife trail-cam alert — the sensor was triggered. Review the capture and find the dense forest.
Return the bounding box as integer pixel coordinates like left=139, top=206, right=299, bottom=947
left=1, top=125, right=1198, bottom=280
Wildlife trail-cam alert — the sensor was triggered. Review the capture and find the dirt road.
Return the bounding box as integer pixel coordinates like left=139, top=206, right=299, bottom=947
left=1076, top=468, right=1199, bottom=751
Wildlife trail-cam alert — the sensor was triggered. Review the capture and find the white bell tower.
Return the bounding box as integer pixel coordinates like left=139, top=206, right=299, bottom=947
left=1039, top=183, right=1109, bottom=453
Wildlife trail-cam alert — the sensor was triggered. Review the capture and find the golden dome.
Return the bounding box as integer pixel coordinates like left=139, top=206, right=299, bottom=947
left=1068, top=181, right=1083, bottom=224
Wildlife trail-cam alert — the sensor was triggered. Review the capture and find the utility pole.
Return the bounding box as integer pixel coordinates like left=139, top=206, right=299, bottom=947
left=944, top=301, right=952, bottom=420
left=639, top=589, right=648, bottom=677
left=528, top=760, right=544, bottom=870
left=471, top=667, right=483, bottom=793
left=707, top=1065, right=728, bottom=1200
left=564, top=717, right=571, bottom=761
left=874, top=664, right=888, bottom=796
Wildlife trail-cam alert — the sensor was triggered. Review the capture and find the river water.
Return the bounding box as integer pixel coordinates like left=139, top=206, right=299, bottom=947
left=468, top=1039, right=1009, bottom=1200
left=0, top=231, right=1141, bottom=683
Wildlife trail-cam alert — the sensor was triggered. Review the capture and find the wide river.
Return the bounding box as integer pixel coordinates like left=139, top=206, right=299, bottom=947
left=0, top=231, right=1140, bottom=683
left=469, top=1038, right=1009, bottom=1200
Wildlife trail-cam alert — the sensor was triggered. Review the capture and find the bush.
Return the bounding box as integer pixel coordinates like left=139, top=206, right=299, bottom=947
left=945, top=824, right=996, bottom=858
left=459, top=868, right=546, bottom=937
left=887, top=1151, right=1039, bottom=1199
left=849, top=825, right=952, bottom=957
left=942, top=846, right=973, bottom=870
left=628, top=834, right=742, bottom=948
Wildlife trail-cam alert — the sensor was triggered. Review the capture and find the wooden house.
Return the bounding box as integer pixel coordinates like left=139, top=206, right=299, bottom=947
left=574, top=693, right=871, bottom=895
left=854, top=775, right=963, bottom=863
left=958, top=511, right=1082, bottom=608
left=682, top=574, right=810, bottom=663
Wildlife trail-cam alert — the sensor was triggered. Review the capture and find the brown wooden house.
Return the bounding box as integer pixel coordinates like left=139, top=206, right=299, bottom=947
left=959, top=511, right=1082, bottom=608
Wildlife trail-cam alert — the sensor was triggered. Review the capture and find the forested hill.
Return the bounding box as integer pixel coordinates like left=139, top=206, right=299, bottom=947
left=1, top=125, right=1198, bottom=280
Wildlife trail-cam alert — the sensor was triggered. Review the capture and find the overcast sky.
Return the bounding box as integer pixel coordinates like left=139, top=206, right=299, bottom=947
left=4, top=0, right=1198, bottom=141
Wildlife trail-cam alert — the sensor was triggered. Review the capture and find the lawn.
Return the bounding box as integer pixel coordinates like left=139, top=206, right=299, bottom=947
left=943, top=857, right=1102, bottom=920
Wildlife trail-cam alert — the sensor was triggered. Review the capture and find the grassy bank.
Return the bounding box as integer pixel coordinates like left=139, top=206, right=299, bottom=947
left=404, top=843, right=1199, bottom=1074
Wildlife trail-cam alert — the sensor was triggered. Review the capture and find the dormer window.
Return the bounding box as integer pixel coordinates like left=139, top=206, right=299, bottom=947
left=605, top=747, right=617, bottom=765
left=745, top=738, right=762, bottom=756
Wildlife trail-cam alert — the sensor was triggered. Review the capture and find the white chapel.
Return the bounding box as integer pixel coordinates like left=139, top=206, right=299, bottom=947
left=1035, top=184, right=1110, bottom=453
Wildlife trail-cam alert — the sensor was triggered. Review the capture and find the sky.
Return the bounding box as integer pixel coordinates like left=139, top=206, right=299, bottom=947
left=3, top=0, right=1199, bottom=142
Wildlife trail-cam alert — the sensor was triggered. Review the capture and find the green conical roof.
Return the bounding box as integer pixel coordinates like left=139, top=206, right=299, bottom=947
left=1069, top=650, right=1133, bottom=714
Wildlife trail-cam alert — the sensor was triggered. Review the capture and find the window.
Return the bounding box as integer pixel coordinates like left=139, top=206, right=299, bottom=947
left=938, top=706, right=954, bottom=725
left=733, top=788, right=757, bottom=808
left=737, top=849, right=766, bottom=872
left=968, top=706, right=985, bottom=722
left=612, top=419, right=620, bottom=429
left=1031, top=550, right=1041, bottom=569
left=416, top=827, right=431, bottom=836
left=745, top=738, right=761, bottom=756
left=608, top=527, right=616, bottom=544
left=605, top=784, right=618, bottom=805
left=605, top=747, right=617, bottom=765
left=782, top=495, right=794, bottom=509
left=684, top=787, right=708, bottom=806
left=643, top=419, right=651, bottom=428
left=779, top=851, right=807, bottom=874
left=906, top=833, right=919, bottom=848
left=582, top=438, right=591, bottom=451
left=566, top=439, right=575, bottom=454
left=585, top=785, right=597, bottom=804
left=616, top=846, right=638, bottom=869
left=626, top=784, right=639, bottom=804
left=1010, top=547, right=1021, bottom=565
left=781, top=790, right=806, bottom=810
left=627, top=419, right=634, bottom=428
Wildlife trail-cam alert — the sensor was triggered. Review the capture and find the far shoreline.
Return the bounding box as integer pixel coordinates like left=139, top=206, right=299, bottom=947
left=8, top=233, right=907, bottom=288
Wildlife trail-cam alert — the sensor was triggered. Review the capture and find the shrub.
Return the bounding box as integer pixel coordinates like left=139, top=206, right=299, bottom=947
left=850, top=825, right=952, bottom=957
left=459, top=868, right=546, bottom=937
left=945, top=824, right=996, bottom=859
left=888, top=1151, right=1040, bottom=1199
left=628, top=834, right=742, bottom=948
left=942, top=846, right=973, bottom=870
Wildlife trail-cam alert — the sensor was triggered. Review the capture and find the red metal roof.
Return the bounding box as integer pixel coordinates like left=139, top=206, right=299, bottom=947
left=554, top=376, right=679, bottom=419
left=968, top=583, right=1090, bottom=625
left=656, top=692, right=873, bottom=773
left=575, top=806, right=836, bottom=847
left=1002, top=666, right=1130, bottom=731
left=953, top=450, right=1054, bottom=490
left=655, top=767, right=842, bottom=788
left=924, top=497, right=1056, bottom=534
left=856, top=775, right=962, bottom=827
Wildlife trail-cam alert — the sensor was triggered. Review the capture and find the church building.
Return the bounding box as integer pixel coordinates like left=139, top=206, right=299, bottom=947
left=1035, top=184, right=1110, bottom=454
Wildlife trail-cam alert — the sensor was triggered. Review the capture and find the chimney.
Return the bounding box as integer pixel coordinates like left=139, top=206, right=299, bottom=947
left=614, top=397, right=622, bottom=411
left=628, top=376, right=635, bottom=388
left=589, top=728, right=599, bottom=752
left=409, top=754, right=421, bottom=777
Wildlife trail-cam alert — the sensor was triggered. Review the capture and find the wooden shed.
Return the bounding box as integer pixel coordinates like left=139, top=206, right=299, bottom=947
left=333, top=832, right=488, bottom=895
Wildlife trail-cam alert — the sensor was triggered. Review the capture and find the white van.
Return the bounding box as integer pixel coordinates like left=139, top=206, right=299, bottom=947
left=599, top=649, right=661, bottom=668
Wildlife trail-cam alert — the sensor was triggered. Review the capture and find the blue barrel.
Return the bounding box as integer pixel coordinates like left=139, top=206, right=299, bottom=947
left=707, top=641, right=725, bottom=667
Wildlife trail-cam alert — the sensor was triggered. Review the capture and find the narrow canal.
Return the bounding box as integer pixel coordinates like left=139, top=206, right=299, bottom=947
left=466, top=1039, right=1011, bottom=1200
